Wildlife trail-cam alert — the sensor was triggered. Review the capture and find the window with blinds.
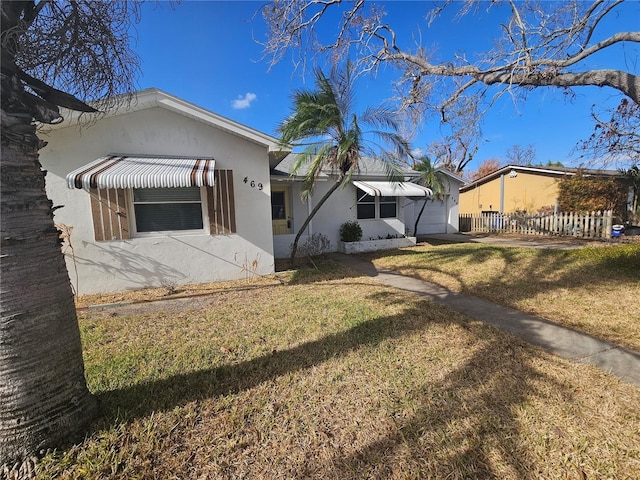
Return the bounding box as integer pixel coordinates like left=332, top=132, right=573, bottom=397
left=89, top=169, right=236, bottom=241
left=132, top=187, right=205, bottom=233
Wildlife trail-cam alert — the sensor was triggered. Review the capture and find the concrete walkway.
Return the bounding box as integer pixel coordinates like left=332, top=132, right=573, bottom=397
left=334, top=253, right=640, bottom=387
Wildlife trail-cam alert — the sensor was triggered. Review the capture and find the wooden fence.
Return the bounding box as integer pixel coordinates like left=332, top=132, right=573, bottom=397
left=459, top=210, right=614, bottom=238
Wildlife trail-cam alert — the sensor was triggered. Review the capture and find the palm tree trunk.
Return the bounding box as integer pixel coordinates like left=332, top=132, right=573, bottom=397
left=0, top=116, right=97, bottom=464
left=413, top=197, right=429, bottom=237
left=290, top=179, right=344, bottom=262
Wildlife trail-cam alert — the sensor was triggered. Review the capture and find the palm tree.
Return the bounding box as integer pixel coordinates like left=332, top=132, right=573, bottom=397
left=1, top=1, right=139, bottom=465
left=278, top=63, right=412, bottom=261
left=412, top=156, right=449, bottom=237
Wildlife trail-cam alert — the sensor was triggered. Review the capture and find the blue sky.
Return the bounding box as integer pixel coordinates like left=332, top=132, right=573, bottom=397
left=133, top=1, right=639, bottom=175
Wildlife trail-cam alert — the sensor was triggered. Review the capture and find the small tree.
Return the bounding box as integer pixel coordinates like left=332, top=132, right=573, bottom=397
left=412, top=157, right=449, bottom=237
left=620, top=165, right=640, bottom=223
left=506, top=144, right=536, bottom=166
left=469, top=158, right=503, bottom=182
left=277, top=62, right=412, bottom=262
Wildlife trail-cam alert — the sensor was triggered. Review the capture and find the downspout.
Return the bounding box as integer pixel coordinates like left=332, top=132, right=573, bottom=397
left=499, top=173, right=505, bottom=213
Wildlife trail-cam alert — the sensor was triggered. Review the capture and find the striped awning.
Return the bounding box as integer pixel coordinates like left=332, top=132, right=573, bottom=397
left=352, top=180, right=432, bottom=197
left=66, top=155, right=216, bottom=190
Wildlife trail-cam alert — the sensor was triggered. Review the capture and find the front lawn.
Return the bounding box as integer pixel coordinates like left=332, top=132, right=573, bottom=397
left=367, top=242, right=640, bottom=351
left=37, top=262, right=640, bottom=479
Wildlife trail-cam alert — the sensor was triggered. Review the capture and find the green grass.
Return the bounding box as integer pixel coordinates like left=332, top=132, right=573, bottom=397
left=367, top=242, right=640, bottom=351
left=35, top=263, right=640, bottom=479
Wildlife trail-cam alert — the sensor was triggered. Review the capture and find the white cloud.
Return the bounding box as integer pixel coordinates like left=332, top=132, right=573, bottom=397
left=232, top=92, right=257, bottom=109
left=411, top=147, right=424, bottom=158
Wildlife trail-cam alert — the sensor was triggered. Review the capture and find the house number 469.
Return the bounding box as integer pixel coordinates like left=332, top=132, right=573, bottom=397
left=243, top=177, right=263, bottom=190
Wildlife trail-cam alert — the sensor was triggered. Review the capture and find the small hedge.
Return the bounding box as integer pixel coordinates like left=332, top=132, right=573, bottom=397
left=339, top=221, right=363, bottom=242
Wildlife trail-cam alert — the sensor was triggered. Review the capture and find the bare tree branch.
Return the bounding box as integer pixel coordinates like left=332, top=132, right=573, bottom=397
left=262, top=0, right=640, bottom=171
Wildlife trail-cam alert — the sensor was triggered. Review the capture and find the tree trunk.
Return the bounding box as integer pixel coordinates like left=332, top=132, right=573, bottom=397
left=413, top=197, right=429, bottom=237
left=0, top=116, right=97, bottom=465
left=290, top=179, right=344, bottom=262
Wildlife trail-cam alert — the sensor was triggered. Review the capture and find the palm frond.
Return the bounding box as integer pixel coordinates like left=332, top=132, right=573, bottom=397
left=277, top=61, right=413, bottom=196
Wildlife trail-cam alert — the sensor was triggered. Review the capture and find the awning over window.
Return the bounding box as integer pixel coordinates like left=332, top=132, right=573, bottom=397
left=352, top=180, right=432, bottom=197
left=66, top=155, right=216, bottom=190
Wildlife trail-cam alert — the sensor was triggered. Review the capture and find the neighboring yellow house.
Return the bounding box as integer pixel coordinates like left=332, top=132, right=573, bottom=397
left=459, top=165, right=622, bottom=214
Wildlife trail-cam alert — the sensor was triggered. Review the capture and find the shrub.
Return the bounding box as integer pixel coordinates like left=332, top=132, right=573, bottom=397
left=339, top=221, right=363, bottom=242
left=296, top=233, right=332, bottom=257
left=558, top=172, right=629, bottom=218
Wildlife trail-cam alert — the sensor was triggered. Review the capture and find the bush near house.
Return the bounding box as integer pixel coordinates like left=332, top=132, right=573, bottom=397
left=339, top=221, right=363, bottom=242
left=558, top=172, right=629, bottom=219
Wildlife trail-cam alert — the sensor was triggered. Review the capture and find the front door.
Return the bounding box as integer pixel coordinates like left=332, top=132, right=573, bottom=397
left=271, top=186, right=291, bottom=235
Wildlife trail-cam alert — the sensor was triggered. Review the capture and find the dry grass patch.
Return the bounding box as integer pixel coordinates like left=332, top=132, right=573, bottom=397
left=37, top=264, right=640, bottom=479
left=368, top=242, right=640, bottom=351
left=75, top=275, right=284, bottom=309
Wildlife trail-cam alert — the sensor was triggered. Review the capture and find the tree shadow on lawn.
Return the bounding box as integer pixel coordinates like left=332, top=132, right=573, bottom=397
left=95, top=294, right=448, bottom=424
left=90, top=292, right=572, bottom=478
left=295, top=335, right=576, bottom=479
left=84, top=263, right=592, bottom=478
left=360, top=244, right=639, bottom=307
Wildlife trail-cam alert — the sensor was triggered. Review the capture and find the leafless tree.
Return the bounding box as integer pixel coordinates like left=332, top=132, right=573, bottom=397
left=262, top=0, right=639, bottom=165
left=506, top=144, right=536, bottom=166
left=428, top=134, right=478, bottom=174
left=1, top=0, right=141, bottom=470
left=576, top=98, right=640, bottom=168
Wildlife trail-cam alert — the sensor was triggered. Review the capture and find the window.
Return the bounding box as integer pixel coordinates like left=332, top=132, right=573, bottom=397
left=356, top=188, right=397, bottom=219
left=356, top=189, right=376, bottom=219
left=379, top=195, right=397, bottom=218
left=271, top=190, right=287, bottom=219
left=132, top=187, right=206, bottom=233
left=88, top=170, right=236, bottom=241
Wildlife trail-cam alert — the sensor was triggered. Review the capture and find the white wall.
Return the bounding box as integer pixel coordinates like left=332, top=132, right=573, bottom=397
left=446, top=185, right=461, bottom=233
left=272, top=178, right=407, bottom=258
left=407, top=176, right=462, bottom=236
left=409, top=197, right=448, bottom=235
left=40, top=106, right=275, bottom=294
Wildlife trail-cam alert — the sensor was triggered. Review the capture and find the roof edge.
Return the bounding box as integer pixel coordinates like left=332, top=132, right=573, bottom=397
left=48, top=88, right=281, bottom=150
left=460, top=164, right=623, bottom=191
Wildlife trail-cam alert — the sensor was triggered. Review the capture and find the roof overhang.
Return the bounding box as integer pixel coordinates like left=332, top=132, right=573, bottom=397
left=353, top=180, right=432, bottom=197
left=49, top=89, right=280, bottom=150
left=66, top=155, right=215, bottom=190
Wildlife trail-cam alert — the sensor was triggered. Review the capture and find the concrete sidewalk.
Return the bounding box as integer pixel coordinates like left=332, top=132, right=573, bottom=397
left=334, top=253, right=640, bottom=387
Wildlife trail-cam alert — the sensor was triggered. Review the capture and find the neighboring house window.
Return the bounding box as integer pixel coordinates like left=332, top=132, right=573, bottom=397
left=356, top=188, right=397, bottom=219
left=356, top=189, right=376, bottom=219
left=131, top=187, right=206, bottom=233
left=89, top=169, right=236, bottom=241
left=379, top=195, right=397, bottom=218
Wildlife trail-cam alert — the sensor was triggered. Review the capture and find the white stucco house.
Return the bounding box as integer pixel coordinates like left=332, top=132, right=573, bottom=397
left=39, top=89, right=463, bottom=294
left=270, top=154, right=463, bottom=258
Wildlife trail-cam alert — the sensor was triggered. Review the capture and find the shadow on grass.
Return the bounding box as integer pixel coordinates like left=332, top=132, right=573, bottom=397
left=359, top=243, right=639, bottom=304
left=85, top=259, right=585, bottom=478
left=96, top=298, right=445, bottom=425
left=296, top=334, right=572, bottom=479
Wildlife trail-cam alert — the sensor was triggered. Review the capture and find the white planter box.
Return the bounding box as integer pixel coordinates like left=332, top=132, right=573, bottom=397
left=338, top=237, right=416, bottom=254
